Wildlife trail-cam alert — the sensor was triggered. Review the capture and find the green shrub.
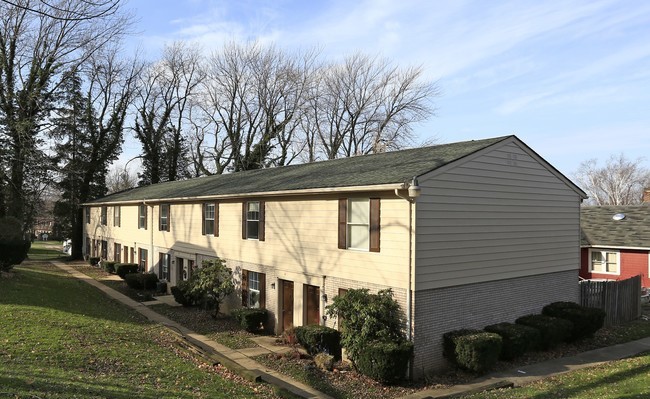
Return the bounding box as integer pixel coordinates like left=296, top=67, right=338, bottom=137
left=484, top=322, right=541, bottom=359
left=89, top=257, right=100, bottom=266
left=325, top=289, right=407, bottom=367
left=115, top=263, right=139, bottom=279
left=124, top=273, right=143, bottom=289
left=516, top=314, right=573, bottom=349
left=0, top=217, right=30, bottom=272
left=231, top=308, right=268, bottom=332
left=542, top=302, right=606, bottom=341
left=443, top=330, right=502, bottom=373
left=103, top=261, right=116, bottom=273
left=355, top=340, right=413, bottom=383
left=189, top=258, right=234, bottom=316
left=171, top=281, right=197, bottom=307
left=0, top=239, right=30, bottom=272
left=294, top=324, right=342, bottom=360
left=124, top=272, right=159, bottom=290
left=442, top=329, right=482, bottom=364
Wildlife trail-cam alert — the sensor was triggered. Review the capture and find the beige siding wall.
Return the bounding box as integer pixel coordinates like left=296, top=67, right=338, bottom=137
left=84, top=193, right=411, bottom=331
left=414, top=141, right=582, bottom=290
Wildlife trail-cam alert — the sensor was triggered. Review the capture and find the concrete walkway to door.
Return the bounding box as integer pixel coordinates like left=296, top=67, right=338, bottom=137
left=52, top=261, right=333, bottom=399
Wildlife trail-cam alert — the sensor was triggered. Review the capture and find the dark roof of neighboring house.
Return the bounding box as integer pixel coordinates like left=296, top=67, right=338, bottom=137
left=89, top=136, right=513, bottom=204
left=581, top=205, right=650, bottom=248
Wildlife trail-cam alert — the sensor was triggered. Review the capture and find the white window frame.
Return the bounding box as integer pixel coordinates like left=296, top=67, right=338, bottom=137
left=138, top=204, right=147, bottom=229
left=246, top=201, right=260, bottom=240
left=347, top=198, right=370, bottom=251
left=100, top=206, right=107, bottom=225
left=160, top=204, right=169, bottom=231
left=248, top=271, right=261, bottom=309
left=204, top=203, right=215, bottom=235
left=588, top=248, right=620, bottom=275
left=114, top=206, right=120, bottom=227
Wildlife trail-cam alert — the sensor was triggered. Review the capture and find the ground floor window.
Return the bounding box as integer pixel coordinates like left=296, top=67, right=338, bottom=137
left=177, top=258, right=195, bottom=282
left=589, top=249, right=620, bottom=274
left=159, top=253, right=170, bottom=281
left=114, top=243, right=121, bottom=262
left=139, top=248, right=148, bottom=272
left=241, top=269, right=265, bottom=308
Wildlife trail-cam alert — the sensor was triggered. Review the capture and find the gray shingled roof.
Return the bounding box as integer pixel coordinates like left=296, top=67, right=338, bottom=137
left=89, top=136, right=512, bottom=204
left=581, top=205, right=650, bottom=248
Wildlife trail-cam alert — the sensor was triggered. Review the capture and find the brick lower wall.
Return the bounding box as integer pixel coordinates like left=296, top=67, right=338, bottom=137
left=412, top=269, right=579, bottom=378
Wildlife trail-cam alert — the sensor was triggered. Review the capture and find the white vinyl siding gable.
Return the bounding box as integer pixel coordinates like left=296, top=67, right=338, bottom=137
left=414, top=140, right=582, bottom=290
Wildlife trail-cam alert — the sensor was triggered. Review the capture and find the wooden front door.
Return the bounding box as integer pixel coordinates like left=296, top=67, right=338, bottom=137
left=281, top=280, right=294, bottom=332
left=304, top=284, right=320, bottom=326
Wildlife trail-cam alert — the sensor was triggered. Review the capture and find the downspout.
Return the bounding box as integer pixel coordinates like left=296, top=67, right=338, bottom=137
left=143, top=199, right=154, bottom=273
left=395, top=176, right=420, bottom=379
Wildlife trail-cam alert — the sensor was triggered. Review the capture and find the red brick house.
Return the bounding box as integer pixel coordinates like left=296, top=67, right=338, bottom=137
left=580, top=205, right=650, bottom=288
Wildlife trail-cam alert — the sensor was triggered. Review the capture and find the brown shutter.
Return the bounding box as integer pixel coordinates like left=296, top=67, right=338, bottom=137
left=258, top=201, right=265, bottom=242
left=241, top=269, right=249, bottom=307
left=158, top=205, right=162, bottom=231
left=201, top=203, right=206, bottom=235
left=144, top=206, right=147, bottom=230
left=242, top=202, right=247, bottom=239
left=259, top=273, right=266, bottom=309
left=167, top=204, right=171, bottom=232
left=370, top=198, right=381, bottom=252
left=215, top=202, right=219, bottom=237
left=338, top=198, right=347, bottom=249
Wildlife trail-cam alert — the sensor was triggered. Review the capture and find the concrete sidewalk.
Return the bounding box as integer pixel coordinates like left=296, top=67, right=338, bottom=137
left=52, top=261, right=333, bottom=399
left=401, top=335, right=650, bottom=399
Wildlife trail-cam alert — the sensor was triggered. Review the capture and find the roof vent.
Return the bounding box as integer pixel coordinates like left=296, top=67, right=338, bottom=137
left=612, top=213, right=626, bottom=221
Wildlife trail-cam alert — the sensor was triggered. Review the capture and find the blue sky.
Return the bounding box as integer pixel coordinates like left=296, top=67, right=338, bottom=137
left=122, top=0, right=650, bottom=177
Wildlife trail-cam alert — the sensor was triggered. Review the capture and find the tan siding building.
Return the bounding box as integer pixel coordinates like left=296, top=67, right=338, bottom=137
left=83, top=136, right=586, bottom=377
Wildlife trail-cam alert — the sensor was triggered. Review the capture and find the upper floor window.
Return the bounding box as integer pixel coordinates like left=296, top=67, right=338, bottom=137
left=138, top=204, right=147, bottom=230
left=589, top=249, right=619, bottom=274
left=100, top=206, right=107, bottom=225
left=85, top=207, right=91, bottom=224
left=114, top=206, right=121, bottom=227
left=338, top=198, right=380, bottom=252
left=202, top=203, right=218, bottom=236
left=159, top=204, right=170, bottom=232
left=242, top=201, right=265, bottom=240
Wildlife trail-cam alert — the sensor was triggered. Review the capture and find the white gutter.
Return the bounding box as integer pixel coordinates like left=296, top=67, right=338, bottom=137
left=583, top=245, right=650, bottom=251
left=82, top=183, right=406, bottom=206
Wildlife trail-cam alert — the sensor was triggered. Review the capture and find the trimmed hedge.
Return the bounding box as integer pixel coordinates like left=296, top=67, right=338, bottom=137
left=124, top=272, right=159, bottom=290
left=442, top=329, right=482, bottom=364
left=231, top=308, right=268, bottom=332
left=443, top=330, right=502, bottom=373
left=355, top=340, right=413, bottom=383
left=89, top=257, right=100, bottom=266
left=515, top=314, right=573, bottom=349
left=294, top=324, right=342, bottom=360
left=103, top=261, right=116, bottom=273
left=484, top=322, right=541, bottom=360
left=171, top=281, right=197, bottom=307
left=542, top=301, right=606, bottom=341
left=115, top=263, right=139, bottom=279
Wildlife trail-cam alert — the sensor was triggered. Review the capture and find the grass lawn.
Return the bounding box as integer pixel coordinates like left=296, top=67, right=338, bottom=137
left=0, top=262, right=280, bottom=398
left=27, top=240, right=68, bottom=261
left=460, top=352, right=650, bottom=398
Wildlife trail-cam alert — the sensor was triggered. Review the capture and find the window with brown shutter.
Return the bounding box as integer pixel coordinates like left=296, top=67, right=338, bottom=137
left=338, top=198, right=347, bottom=249
left=241, top=269, right=248, bottom=307
left=243, top=201, right=265, bottom=241
left=369, top=198, right=380, bottom=252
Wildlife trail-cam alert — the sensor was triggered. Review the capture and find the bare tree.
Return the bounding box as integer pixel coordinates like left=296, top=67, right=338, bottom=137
left=190, top=42, right=316, bottom=174
left=575, top=154, right=650, bottom=205
left=304, top=53, right=438, bottom=160
left=0, top=0, right=131, bottom=231
left=106, top=164, right=137, bottom=193
left=134, top=41, right=204, bottom=185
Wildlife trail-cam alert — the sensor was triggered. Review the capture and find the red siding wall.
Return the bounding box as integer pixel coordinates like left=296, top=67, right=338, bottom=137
left=580, top=248, right=650, bottom=287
